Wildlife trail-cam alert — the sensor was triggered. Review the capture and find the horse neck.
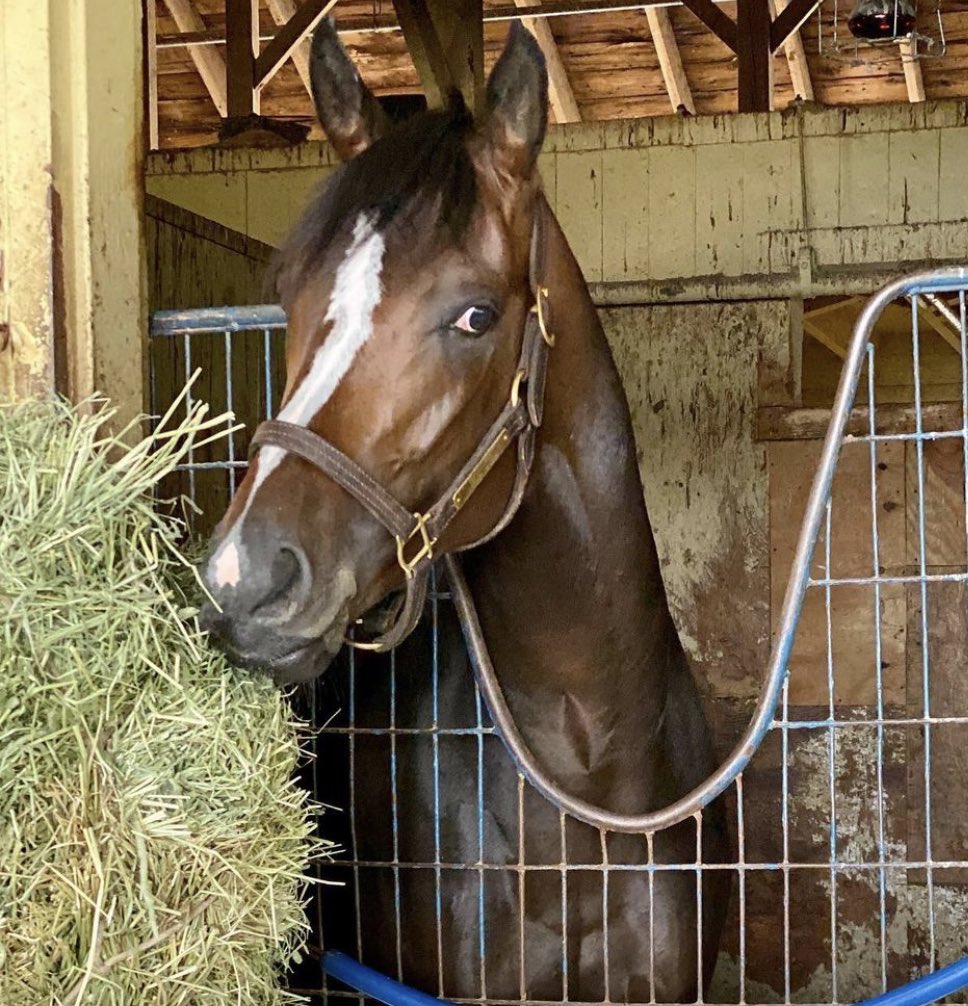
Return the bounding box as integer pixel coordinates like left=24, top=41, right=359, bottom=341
left=462, top=209, right=687, bottom=812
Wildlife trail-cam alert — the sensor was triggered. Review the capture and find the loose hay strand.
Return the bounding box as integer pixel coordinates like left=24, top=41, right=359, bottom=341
left=0, top=393, right=327, bottom=1005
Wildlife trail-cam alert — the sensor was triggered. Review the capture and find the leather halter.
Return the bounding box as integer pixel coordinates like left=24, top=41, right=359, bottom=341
left=248, top=200, right=554, bottom=652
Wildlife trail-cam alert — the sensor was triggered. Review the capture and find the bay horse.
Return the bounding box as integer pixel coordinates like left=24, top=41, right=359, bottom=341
left=201, top=19, right=729, bottom=1003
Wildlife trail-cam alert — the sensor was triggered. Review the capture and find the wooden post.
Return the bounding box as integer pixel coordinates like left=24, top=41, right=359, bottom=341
left=49, top=0, right=147, bottom=430
left=146, top=0, right=160, bottom=150
left=0, top=0, right=146, bottom=426
left=736, top=0, right=774, bottom=112
left=393, top=0, right=485, bottom=115
left=225, top=0, right=260, bottom=119
left=0, top=0, right=56, bottom=401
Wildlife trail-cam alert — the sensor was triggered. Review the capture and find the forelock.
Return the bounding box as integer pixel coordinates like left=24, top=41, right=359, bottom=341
left=272, top=95, right=479, bottom=304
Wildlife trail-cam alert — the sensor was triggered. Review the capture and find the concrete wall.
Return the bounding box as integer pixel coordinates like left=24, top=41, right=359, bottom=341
left=147, top=100, right=968, bottom=305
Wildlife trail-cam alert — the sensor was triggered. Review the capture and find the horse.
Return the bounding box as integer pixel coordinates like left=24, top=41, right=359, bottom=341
left=200, top=18, right=729, bottom=1003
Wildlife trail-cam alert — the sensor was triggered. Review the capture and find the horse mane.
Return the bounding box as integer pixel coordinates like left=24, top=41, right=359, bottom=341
left=272, top=92, right=478, bottom=301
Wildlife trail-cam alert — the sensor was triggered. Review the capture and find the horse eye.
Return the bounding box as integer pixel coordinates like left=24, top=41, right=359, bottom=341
left=452, top=305, right=497, bottom=336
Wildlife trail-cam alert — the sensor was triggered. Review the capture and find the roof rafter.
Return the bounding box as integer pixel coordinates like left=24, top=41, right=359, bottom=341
left=156, top=1, right=740, bottom=48
left=159, top=0, right=228, bottom=116
left=645, top=8, right=695, bottom=114
left=392, top=0, right=485, bottom=114
left=768, top=0, right=814, bottom=101
left=803, top=318, right=849, bottom=359
left=513, top=1, right=581, bottom=122
left=256, top=0, right=338, bottom=90
left=265, top=0, right=314, bottom=95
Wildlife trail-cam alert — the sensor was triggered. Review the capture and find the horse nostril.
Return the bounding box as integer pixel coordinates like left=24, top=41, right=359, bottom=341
left=250, top=545, right=306, bottom=617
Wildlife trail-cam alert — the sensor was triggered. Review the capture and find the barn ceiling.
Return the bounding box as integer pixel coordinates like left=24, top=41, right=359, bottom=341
left=153, top=0, right=968, bottom=150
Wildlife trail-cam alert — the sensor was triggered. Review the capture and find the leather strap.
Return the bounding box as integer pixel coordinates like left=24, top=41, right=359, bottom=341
left=248, top=198, right=554, bottom=651
left=250, top=422, right=416, bottom=540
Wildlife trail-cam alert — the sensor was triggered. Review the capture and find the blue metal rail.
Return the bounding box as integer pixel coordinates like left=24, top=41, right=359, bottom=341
left=322, top=951, right=968, bottom=1006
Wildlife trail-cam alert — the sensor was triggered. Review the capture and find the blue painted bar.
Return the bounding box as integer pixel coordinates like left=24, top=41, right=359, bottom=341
left=322, top=951, right=458, bottom=1006
left=150, top=305, right=286, bottom=336
left=856, top=955, right=968, bottom=1006
left=321, top=951, right=968, bottom=1006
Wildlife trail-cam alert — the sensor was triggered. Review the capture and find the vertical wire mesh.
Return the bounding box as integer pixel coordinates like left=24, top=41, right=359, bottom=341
left=148, top=276, right=968, bottom=1006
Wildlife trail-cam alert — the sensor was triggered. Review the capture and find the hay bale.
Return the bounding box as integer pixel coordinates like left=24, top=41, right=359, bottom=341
left=0, top=390, right=325, bottom=1004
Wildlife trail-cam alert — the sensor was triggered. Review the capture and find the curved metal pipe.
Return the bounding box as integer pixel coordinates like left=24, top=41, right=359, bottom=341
left=451, top=267, right=968, bottom=834
left=322, top=947, right=968, bottom=1006
left=322, top=951, right=458, bottom=1006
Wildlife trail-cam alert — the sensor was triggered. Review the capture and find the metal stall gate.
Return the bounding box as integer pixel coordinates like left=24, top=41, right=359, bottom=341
left=150, top=268, right=968, bottom=1006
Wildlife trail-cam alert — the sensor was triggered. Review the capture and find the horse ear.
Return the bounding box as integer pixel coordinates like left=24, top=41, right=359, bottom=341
left=310, top=17, right=389, bottom=161
left=478, top=22, right=549, bottom=181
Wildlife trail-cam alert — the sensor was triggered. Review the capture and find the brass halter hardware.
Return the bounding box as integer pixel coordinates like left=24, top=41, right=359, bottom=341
left=395, top=511, right=436, bottom=580
left=509, top=368, right=528, bottom=409
left=531, top=286, right=555, bottom=348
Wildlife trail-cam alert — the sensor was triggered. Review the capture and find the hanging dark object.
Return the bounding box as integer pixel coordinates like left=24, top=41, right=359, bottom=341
left=847, top=0, right=917, bottom=39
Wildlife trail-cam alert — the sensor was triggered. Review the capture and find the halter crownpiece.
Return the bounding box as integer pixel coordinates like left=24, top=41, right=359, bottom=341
left=248, top=198, right=554, bottom=652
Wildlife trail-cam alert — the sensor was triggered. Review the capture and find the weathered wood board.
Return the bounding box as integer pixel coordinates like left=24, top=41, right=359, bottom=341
left=769, top=439, right=907, bottom=707
left=601, top=301, right=794, bottom=701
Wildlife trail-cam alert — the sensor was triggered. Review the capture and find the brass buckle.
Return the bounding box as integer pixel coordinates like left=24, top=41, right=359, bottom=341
left=530, top=286, right=555, bottom=348
left=510, top=368, right=527, bottom=408
left=395, top=512, right=436, bottom=579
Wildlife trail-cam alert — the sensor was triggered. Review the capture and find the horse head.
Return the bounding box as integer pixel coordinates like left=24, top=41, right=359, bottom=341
left=201, top=20, right=550, bottom=683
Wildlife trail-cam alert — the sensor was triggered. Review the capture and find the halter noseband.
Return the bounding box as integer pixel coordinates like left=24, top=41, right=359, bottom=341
left=248, top=200, right=554, bottom=652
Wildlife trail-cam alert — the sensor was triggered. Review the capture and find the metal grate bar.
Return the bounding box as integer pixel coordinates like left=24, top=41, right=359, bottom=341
left=149, top=271, right=968, bottom=1006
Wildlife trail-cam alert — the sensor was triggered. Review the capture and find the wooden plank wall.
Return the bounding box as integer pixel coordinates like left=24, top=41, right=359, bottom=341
left=146, top=100, right=968, bottom=304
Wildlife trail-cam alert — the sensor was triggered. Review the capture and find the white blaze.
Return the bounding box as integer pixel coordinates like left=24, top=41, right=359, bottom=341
left=208, top=212, right=386, bottom=588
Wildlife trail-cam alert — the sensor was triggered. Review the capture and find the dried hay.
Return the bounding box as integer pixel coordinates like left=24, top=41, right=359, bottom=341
left=0, top=388, right=325, bottom=1004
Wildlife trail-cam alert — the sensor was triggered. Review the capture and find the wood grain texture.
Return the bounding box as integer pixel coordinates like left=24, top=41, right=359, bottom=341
left=160, top=0, right=228, bottom=116
left=645, top=8, right=695, bottom=114
left=601, top=301, right=792, bottom=700
left=151, top=3, right=968, bottom=148
left=514, top=3, right=582, bottom=123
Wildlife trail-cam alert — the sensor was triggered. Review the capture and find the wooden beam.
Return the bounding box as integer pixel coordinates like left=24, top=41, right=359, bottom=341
left=392, top=0, right=484, bottom=114
left=257, top=0, right=338, bottom=89
left=678, top=0, right=738, bottom=50
left=770, top=0, right=821, bottom=51
left=265, top=0, right=311, bottom=93
left=513, top=2, right=581, bottom=122
left=146, top=0, right=160, bottom=149
left=50, top=0, right=147, bottom=431
left=736, top=0, right=773, bottom=112
left=159, top=0, right=228, bottom=116
left=804, top=296, right=863, bottom=320
left=157, top=1, right=743, bottom=47
left=769, top=0, right=813, bottom=101
left=899, top=38, right=926, bottom=103
left=225, top=0, right=259, bottom=117
left=803, top=318, right=848, bottom=359
left=757, top=402, right=961, bottom=442
left=645, top=8, right=696, bottom=114
left=392, top=0, right=453, bottom=109
left=909, top=297, right=961, bottom=355
left=0, top=1, right=56, bottom=400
